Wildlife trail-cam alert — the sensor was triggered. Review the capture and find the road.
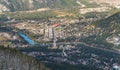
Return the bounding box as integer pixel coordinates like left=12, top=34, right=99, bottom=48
left=46, top=41, right=120, bottom=54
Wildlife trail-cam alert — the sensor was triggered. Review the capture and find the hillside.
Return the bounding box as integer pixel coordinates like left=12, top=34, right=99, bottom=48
left=0, top=46, right=50, bottom=70
left=0, top=0, right=120, bottom=12
left=0, top=0, right=77, bottom=12
left=93, top=12, right=120, bottom=36
left=92, top=12, right=120, bottom=48
left=89, top=0, right=120, bottom=6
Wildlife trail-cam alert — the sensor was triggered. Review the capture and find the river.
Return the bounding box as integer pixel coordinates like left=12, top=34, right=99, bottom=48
left=18, top=32, right=35, bottom=45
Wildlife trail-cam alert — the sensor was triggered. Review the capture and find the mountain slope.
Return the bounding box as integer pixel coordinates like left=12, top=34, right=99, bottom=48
left=0, top=46, right=50, bottom=70
left=92, top=12, right=120, bottom=47
left=0, top=0, right=77, bottom=11
left=0, top=0, right=120, bottom=12
left=94, top=12, right=120, bottom=35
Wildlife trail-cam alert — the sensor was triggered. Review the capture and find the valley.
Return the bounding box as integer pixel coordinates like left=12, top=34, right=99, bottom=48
left=0, top=0, right=120, bottom=70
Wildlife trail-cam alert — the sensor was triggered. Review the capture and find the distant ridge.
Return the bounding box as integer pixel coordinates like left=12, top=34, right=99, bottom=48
left=0, top=0, right=77, bottom=12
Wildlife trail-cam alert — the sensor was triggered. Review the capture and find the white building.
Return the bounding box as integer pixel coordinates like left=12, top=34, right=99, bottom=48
left=112, top=64, right=120, bottom=70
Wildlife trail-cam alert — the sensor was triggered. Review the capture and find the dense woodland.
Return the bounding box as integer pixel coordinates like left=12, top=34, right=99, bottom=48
left=0, top=46, right=50, bottom=70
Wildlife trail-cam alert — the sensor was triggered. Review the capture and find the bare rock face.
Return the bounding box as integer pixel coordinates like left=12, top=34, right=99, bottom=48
left=0, top=46, right=50, bottom=70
